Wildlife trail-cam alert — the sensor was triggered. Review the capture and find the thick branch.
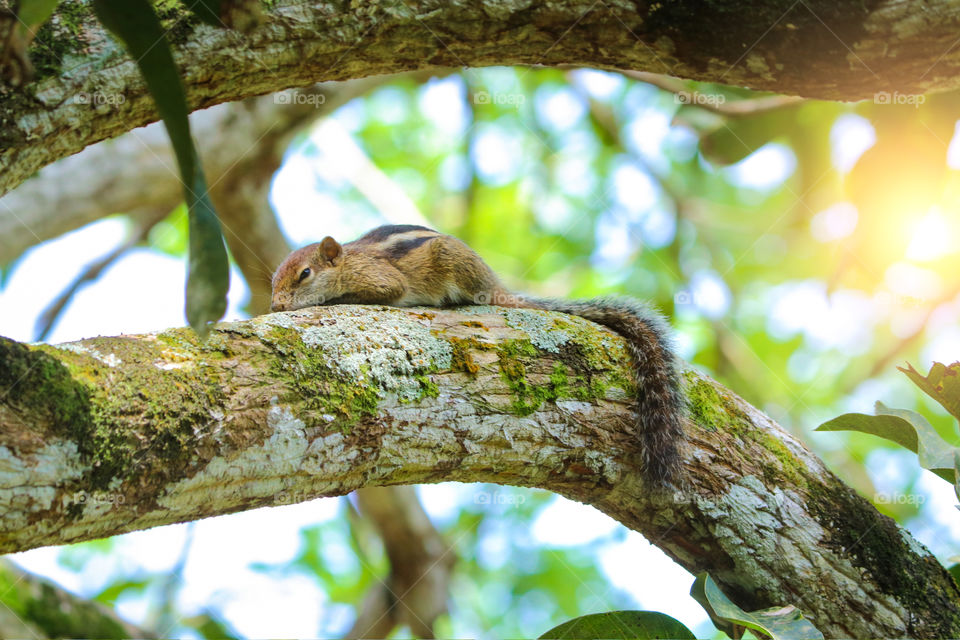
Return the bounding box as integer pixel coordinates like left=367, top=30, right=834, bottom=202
left=1, top=0, right=958, bottom=197
left=0, top=76, right=391, bottom=266
left=0, top=305, right=957, bottom=638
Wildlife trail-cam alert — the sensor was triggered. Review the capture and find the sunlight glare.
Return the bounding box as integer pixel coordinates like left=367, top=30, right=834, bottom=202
left=810, top=202, right=858, bottom=242
left=906, top=208, right=956, bottom=261
left=885, top=262, right=943, bottom=301
left=830, top=114, right=876, bottom=173
left=419, top=77, right=469, bottom=136
left=532, top=496, right=618, bottom=545
left=724, top=143, right=796, bottom=191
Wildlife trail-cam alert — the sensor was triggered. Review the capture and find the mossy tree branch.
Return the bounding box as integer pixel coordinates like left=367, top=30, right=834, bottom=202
left=4, top=0, right=960, bottom=197
left=0, top=559, right=153, bottom=639
left=1, top=305, right=958, bottom=639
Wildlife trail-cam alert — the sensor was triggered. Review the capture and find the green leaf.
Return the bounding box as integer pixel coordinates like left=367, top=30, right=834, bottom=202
left=954, top=451, right=960, bottom=505
left=93, top=577, right=151, bottom=605
left=697, top=102, right=805, bottom=166
left=816, top=401, right=958, bottom=482
left=92, top=0, right=228, bottom=336
left=182, top=611, right=240, bottom=640
left=949, top=563, right=960, bottom=587
left=899, top=362, right=960, bottom=424
left=691, top=573, right=823, bottom=640
left=539, top=611, right=695, bottom=640
left=16, top=0, right=60, bottom=29
left=147, top=204, right=190, bottom=257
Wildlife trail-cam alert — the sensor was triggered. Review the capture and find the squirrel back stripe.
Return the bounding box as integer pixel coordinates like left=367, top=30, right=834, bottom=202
left=384, top=235, right=434, bottom=260
left=355, top=224, right=436, bottom=243
left=271, top=225, right=686, bottom=484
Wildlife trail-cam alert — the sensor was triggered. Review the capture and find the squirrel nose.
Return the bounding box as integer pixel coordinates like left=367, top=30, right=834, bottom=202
left=271, top=301, right=284, bottom=312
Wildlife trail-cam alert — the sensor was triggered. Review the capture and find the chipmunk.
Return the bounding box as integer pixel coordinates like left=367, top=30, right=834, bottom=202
left=271, top=225, right=684, bottom=483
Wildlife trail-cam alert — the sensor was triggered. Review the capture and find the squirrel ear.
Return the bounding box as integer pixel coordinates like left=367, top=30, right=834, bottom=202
left=318, top=236, right=343, bottom=265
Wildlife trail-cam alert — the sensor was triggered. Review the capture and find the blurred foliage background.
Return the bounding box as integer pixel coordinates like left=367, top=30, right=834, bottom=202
left=4, top=67, right=960, bottom=638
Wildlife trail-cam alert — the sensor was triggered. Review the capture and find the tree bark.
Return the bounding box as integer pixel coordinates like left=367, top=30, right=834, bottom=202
left=2, top=0, right=960, bottom=198
left=1, top=305, right=957, bottom=639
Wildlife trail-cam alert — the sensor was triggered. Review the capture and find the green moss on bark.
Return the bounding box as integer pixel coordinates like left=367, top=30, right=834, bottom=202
left=449, top=336, right=484, bottom=375
left=494, top=336, right=629, bottom=416
left=2, top=334, right=227, bottom=492
left=808, top=481, right=960, bottom=639
left=58, top=336, right=225, bottom=489
left=26, top=0, right=96, bottom=79
left=683, top=372, right=750, bottom=433
left=23, top=581, right=129, bottom=639
left=682, top=371, right=806, bottom=484
left=263, top=326, right=382, bottom=430
left=0, top=336, right=94, bottom=444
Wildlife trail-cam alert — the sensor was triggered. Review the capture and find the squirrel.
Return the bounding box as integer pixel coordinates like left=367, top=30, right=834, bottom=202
left=271, top=224, right=685, bottom=484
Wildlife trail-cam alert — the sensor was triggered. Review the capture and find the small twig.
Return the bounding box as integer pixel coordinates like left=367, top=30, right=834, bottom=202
left=858, top=284, right=960, bottom=385
left=33, top=210, right=166, bottom=341
left=154, top=522, right=196, bottom=635
left=621, top=70, right=804, bottom=116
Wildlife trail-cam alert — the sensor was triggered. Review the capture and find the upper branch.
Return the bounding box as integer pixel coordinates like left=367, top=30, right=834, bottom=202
left=2, top=0, right=960, bottom=196
left=0, top=305, right=957, bottom=638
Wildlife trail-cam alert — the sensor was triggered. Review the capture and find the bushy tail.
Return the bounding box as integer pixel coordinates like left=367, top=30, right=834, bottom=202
left=526, top=296, right=685, bottom=484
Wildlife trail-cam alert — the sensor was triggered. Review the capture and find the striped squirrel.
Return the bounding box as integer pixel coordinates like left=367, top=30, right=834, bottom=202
left=271, top=224, right=685, bottom=483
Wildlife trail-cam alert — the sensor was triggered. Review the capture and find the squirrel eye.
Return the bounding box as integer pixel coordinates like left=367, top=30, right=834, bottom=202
left=298, top=268, right=311, bottom=282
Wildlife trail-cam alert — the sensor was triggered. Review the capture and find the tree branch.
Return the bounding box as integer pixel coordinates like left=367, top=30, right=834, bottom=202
left=621, top=71, right=805, bottom=116
left=0, top=559, right=154, bottom=638
left=348, top=486, right=454, bottom=638
left=0, top=305, right=957, bottom=638
left=2, top=0, right=958, bottom=197
left=0, top=75, right=396, bottom=267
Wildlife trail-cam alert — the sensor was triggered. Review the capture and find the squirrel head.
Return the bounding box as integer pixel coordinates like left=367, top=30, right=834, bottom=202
left=270, top=236, right=344, bottom=312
